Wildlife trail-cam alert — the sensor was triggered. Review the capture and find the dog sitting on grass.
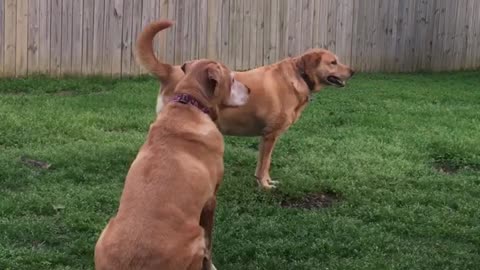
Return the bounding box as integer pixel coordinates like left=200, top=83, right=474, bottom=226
left=94, top=59, right=249, bottom=270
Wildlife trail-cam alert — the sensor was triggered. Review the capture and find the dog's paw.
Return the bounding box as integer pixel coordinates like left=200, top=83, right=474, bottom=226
left=255, top=175, right=279, bottom=190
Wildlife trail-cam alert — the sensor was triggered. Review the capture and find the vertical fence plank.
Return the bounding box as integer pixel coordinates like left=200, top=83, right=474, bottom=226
left=101, top=0, right=113, bottom=75
left=277, top=0, right=288, bottom=59
left=207, top=0, right=219, bottom=60
left=253, top=1, right=264, bottom=69
left=198, top=0, right=208, bottom=59
left=241, top=0, right=250, bottom=69
left=443, top=0, right=458, bottom=70
left=335, top=0, right=354, bottom=66
left=50, top=0, right=61, bottom=75
left=111, top=0, right=123, bottom=76
left=474, top=0, right=480, bottom=68
left=4, top=0, right=15, bottom=76
left=250, top=0, right=258, bottom=68
left=453, top=0, right=468, bottom=70
left=72, top=0, right=84, bottom=74
left=157, top=0, right=168, bottom=61
left=465, top=0, right=477, bottom=69
left=16, top=0, right=28, bottom=76
left=300, top=0, right=313, bottom=53
left=121, top=0, right=133, bottom=76
left=131, top=0, right=143, bottom=74
left=431, top=0, right=446, bottom=71
left=173, top=0, right=183, bottom=65
left=27, top=0, right=39, bottom=74
left=234, top=0, right=243, bottom=69
left=266, top=0, right=278, bottom=65
left=38, top=0, right=50, bottom=73
left=286, top=0, right=296, bottom=57
left=93, top=0, right=104, bottom=74
left=0, top=0, right=4, bottom=75
left=60, top=0, right=73, bottom=74
left=219, top=0, right=230, bottom=66
left=82, top=0, right=94, bottom=74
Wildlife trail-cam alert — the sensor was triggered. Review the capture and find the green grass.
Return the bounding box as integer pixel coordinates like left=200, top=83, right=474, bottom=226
left=1, top=71, right=480, bottom=269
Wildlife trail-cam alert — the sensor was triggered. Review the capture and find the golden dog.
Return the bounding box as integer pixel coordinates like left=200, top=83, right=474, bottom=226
left=94, top=59, right=249, bottom=270
left=137, top=20, right=354, bottom=189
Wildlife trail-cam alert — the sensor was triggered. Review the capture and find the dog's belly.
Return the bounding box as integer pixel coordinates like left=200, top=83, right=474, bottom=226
left=216, top=112, right=266, bottom=136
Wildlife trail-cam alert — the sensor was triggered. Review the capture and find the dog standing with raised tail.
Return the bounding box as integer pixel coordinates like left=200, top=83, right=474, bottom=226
left=137, top=20, right=354, bottom=190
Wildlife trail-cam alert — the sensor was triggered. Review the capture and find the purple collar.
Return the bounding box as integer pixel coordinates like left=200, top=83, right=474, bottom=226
left=171, top=93, right=211, bottom=115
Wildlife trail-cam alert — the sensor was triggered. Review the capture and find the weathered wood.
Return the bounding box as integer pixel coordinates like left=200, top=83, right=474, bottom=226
left=121, top=0, right=133, bottom=76
left=60, top=0, right=73, bottom=74
left=111, top=0, right=124, bottom=76
left=16, top=0, right=28, bottom=76
left=220, top=0, right=230, bottom=66
left=37, top=0, right=50, bottom=73
left=101, top=0, right=113, bottom=75
left=452, top=0, right=468, bottom=70
left=92, top=0, right=105, bottom=74
left=241, top=0, right=251, bottom=70
left=0, top=0, right=4, bottom=75
left=4, top=0, right=16, bottom=76
left=234, top=0, right=243, bottom=70
left=131, top=0, right=143, bottom=74
left=27, top=0, right=39, bottom=74
left=71, top=0, right=84, bottom=74
left=207, top=0, right=219, bottom=60
left=198, top=0, right=208, bottom=59
left=81, top=0, right=94, bottom=74
left=2, top=0, right=480, bottom=76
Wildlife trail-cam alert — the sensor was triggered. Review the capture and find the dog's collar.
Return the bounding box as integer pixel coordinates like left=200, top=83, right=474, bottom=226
left=171, top=93, right=210, bottom=115
left=300, top=71, right=315, bottom=92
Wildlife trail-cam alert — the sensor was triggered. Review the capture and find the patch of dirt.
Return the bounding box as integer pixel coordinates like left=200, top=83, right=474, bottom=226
left=433, top=158, right=480, bottom=175
left=20, top=156, right=52, bottom=169
left=280, top=191, right=341, bottom=209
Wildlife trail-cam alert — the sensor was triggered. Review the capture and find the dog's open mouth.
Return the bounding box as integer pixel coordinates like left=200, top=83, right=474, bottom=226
left=326, top=76, right=345, bottom=87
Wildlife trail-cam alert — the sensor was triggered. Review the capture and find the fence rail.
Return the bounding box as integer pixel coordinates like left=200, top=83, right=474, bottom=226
left=0, top=0, right=479, bottom=77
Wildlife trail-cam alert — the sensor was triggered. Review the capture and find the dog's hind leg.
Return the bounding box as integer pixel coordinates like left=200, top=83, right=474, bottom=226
left=255, top=134, right=279, bottom=189
left=200, top=198, right=217, bottom=270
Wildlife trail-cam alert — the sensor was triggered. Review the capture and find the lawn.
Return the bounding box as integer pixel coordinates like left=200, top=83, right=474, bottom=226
left=1, top=71, right=479, bottom=270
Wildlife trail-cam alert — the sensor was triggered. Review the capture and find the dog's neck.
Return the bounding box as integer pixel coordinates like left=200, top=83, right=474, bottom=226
left=170, top=92, right=217, bottom=120
left=299, top=71, right=315, bottom=93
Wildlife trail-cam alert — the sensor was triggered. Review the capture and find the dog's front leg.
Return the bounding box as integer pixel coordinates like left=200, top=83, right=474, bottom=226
left=255, top=134, right=279, bottom=189
left=200, top=198, right=217, bottom=270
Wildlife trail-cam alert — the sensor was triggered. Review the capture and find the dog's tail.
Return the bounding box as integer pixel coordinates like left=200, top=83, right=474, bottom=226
left=135, top=20, right=174, bottom=82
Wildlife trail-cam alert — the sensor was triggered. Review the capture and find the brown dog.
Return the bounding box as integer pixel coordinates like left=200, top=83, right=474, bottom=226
left=94, top=59, right=249, bottom=270
left=137, top=20, right=354, bottom=189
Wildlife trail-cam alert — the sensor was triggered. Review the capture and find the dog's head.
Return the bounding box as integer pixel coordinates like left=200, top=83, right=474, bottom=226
left=179, top=59, right=250, bottom=108
left=295, top=49, right=354, bottom=92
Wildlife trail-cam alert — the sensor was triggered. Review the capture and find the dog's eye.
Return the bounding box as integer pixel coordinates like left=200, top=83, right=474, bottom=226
left=331, top=60, right=337, bottom=65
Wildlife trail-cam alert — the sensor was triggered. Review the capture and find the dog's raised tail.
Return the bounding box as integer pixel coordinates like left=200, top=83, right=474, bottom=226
left=135, top=20, right=173, bottom=81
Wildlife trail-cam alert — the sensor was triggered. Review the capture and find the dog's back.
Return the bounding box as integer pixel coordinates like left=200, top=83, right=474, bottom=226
left=94, top=105, right=223, bottom=270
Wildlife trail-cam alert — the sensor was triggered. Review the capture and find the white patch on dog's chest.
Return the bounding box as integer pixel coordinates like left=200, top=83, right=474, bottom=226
left=156, top=95, right=164, bottom=113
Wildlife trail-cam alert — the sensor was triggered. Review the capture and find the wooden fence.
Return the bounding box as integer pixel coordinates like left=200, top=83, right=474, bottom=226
left=0, top=0, right=479, bottom=77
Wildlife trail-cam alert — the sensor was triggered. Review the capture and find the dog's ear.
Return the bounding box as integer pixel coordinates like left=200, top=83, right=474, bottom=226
left=181, top=60, right=193, bottom=73
left=296, top=52, right=322, bottom=74
left=205, top=64, right=224, bottom=98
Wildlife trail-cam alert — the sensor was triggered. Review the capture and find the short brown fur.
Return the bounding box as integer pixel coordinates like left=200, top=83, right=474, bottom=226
left=94, top=60, right=237, bottom=270
left=137, top=20, right=354, bottom=189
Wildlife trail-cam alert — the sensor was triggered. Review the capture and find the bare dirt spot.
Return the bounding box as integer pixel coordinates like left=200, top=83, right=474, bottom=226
left=20, top=156, right=52, bottom=169
left=280, top=191, right=341, bottom=209
left=433, top=158, right=480, bottom=175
